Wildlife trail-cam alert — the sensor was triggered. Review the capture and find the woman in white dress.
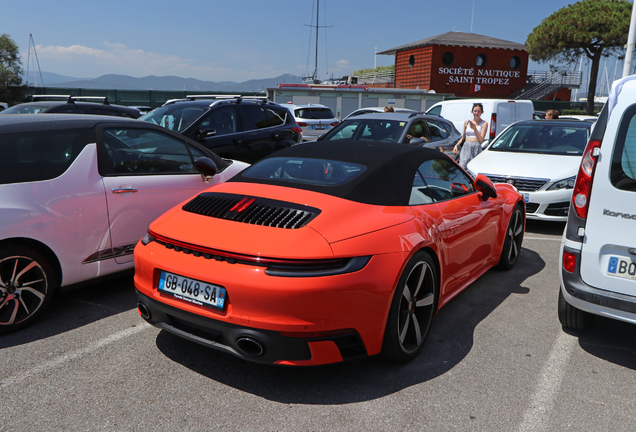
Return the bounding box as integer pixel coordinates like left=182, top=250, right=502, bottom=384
left=453, top=103, right=489, bottom=168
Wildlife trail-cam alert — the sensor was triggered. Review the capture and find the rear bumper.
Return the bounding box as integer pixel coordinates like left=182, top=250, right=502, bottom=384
left=560, top=245, right=636, bottom=324
left=137, top=290, right=368, bottom=365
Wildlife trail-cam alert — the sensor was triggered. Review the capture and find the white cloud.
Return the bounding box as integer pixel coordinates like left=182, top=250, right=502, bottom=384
left=29, top=42, right=240, bottom=81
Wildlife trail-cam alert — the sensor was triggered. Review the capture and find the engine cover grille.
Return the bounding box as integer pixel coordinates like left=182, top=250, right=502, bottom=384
left=182, top=192, right=320, bottom=229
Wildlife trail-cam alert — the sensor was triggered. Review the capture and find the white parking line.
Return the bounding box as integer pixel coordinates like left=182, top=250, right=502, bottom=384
left=0, top=323, right=151, bottom=388
left=517, top=332, right=577, bottom=432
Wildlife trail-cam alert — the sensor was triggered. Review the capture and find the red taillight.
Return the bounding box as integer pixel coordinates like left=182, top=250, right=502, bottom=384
left=291, top=126, right=302, bottom=134
left=572, top=139, right=602, bottom=219
left=297, top=122, right=308, bottom=127
left=490, top=113, right=497, bottom=138
left=330, top=121, right=340, bottom=127
left=563, top=251, right=577, bottom=273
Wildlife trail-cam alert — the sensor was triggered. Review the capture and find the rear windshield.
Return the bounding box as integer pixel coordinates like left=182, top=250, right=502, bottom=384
left=611, top=106, right=636, bottom=191
left=489, top=124, right=589, bottom=155
left=241, top=157, right=366, bottom=186
left=294, top=108, right=334, bottom=120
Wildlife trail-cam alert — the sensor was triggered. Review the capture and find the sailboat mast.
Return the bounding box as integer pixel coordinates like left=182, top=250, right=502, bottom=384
left=313, top=0, right=319, bottom=79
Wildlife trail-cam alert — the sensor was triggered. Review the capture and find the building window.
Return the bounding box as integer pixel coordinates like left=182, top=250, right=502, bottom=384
left=475, top=54, right=487, bottom=68
left=442, top=52, right=454, bottom=66
left=510, top=56, right=521, bottom=69
left=409, top=55, right=415, bottom=68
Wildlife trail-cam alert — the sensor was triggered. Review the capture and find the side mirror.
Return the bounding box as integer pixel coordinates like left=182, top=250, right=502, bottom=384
left=474, top=173, right=497, bottom=200
left=196, top=128, right=216, bottom=140
left=409, top=137, right=426, bottom=146
left=194, top=157, right=218, bottom=179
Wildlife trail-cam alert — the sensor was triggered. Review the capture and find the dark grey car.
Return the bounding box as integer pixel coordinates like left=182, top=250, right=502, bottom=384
left=317, top=112, right=462, bottom=158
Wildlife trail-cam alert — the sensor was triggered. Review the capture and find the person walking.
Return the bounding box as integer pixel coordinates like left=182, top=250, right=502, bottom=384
left=453, top=103, right=488, bottom=168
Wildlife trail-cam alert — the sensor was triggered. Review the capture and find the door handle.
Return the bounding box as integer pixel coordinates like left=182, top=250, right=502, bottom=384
left=112, top=187, right=138, bottom=194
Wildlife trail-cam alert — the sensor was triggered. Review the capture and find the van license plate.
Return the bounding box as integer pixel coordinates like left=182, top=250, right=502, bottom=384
left=607, top=256, right=636, bottom=281
left=158, top=271, right=226, bottom=309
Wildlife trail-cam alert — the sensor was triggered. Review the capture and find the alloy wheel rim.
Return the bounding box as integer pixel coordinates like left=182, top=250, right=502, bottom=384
left=0, top=256, right=48, bottom=326
left=506, top=210, right=523, bottom=263
left=397, top=261, right=435, bottom=353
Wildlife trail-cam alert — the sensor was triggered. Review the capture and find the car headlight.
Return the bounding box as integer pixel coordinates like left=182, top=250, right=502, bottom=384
left=547, top=176, right=576, bottom=191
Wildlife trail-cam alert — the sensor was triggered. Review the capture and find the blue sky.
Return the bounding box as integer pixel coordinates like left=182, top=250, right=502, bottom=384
left=1, top=0, right=628, bottom=87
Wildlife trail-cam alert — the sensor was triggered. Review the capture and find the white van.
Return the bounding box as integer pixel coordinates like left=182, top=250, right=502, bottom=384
left=426, top=99, right=534, bottom=147
left=558, top=75, right=636, bottom=330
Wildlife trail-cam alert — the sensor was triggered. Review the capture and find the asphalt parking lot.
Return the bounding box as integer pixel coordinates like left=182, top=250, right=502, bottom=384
left=2, top=220, right=635, bottom=431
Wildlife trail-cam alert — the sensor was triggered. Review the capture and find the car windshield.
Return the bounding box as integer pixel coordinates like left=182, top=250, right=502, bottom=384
left=0, top=104, right=49, bottom=114
left=294, top=108, right=334, bottom=119
left=489, top=124, right=590, bottom=156
left=319, top=118, right=407, bottom=142
left=242, top=157, right=366, bottom=186
left=139, top=105, right=207, bottom=132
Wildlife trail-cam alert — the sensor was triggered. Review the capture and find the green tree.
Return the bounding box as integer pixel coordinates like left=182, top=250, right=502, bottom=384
left=526, top=0, right=632, bottom=114
left=0, top=33, right=26, bottom=103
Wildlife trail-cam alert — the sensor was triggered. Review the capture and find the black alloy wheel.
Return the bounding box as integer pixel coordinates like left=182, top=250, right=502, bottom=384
left=497, top=204, right=524, bottom=270
left=382, top=251, right=438, bottom=363
left=0, top=246, right=55, bottom=333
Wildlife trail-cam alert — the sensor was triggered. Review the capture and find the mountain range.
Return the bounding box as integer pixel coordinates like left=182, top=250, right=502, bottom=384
left=29, top=72, right=304, bottom=92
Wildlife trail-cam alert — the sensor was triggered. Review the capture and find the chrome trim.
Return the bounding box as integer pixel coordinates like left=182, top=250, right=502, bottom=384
left=83, top=244, right=137, bottom=263
left=112, top=188, right=138, bottom=194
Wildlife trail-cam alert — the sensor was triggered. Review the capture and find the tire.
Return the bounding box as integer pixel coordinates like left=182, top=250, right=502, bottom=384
left=497, top=204, right=524, bottom=270
left=558, top=288, right=592, bottom=331
left=0, top=245, right=56, bottom=333
left=381, top=251, right=438, bottom=363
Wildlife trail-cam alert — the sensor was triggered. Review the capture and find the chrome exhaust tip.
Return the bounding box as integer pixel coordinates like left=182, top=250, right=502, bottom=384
left=236, top=337, right=265, bottom=357
left=137, top=302, right=151, bottom=320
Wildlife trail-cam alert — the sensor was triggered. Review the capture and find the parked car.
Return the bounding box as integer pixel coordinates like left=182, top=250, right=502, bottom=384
left=467, top=119, right=591, bottom=221
left=426, top=99, right=534, bottom=147
left=0, top=95, right=141, bottom=118
left=139, top=96, right=302, bottom=163
left=558, top=114, right=598, bottom=123
left=0, top=114, right=249, bottom=332
left=318, top=112, right=462, bottom=158
left=343, top=106, right=416, bottom=121
left=134, top=140, right=525, bottom=365
left=281, top=103, right=339, bottom=141
left=558, top=75, right=636, bottom=331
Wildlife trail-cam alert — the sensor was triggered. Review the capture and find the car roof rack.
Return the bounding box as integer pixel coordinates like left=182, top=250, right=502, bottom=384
left=31, top=95, right=111, bottom=105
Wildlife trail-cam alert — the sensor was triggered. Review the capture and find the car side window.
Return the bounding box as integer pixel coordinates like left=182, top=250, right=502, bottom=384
left=408, top=120, right=429, bottom=140
left=53, top=105, right=84, bottom=114
left=0, top=128, right=93, bottom=185
left=241, top=106, right=270, bottom=131
left=426, top=119, right=449, bottom=142
left=199, top=107, right=237, bottom=136
left=267, top=108, right=286, bottom=127
left=101, top=128, right=198, bottom=175
left=409, top=158, right=474, bottom=205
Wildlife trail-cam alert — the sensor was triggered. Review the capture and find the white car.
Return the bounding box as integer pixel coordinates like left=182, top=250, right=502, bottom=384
left=342, top=106, right=416, bottom=121
left=0, top=115, right=248, bottom=332
left=467, top=119, right=592, bottom=221
left=281, top=103, right=339, bottom=141
left=559, top=75, right=636, bottom=330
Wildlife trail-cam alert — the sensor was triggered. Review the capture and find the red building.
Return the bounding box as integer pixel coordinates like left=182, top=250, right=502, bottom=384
left=377, top=32, right=529, bottom=99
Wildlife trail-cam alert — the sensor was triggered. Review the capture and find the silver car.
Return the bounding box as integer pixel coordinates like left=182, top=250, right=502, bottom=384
left=282, top=103, right=339, bottom=141
left=318, top=112, right=462, bottom=159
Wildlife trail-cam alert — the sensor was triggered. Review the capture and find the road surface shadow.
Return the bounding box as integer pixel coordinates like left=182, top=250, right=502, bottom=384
left=566, top=316, right=636, bottom=370
left=525, top=219, right=566, bottom=236
left=156, top=247, right=543, bottom=404
left=0, top=273, right=137, bottom=349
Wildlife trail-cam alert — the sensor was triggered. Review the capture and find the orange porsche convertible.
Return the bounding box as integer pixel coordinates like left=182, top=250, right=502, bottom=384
left=134, top=141, right=525, bottom=365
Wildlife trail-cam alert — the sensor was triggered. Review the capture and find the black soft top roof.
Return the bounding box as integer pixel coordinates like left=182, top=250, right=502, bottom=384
left=229, top=140, right=449, bottom=206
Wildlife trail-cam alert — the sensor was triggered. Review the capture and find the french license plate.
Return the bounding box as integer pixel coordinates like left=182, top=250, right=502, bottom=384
left=607, top=256, right=636, bottom=281
left=158, top=271, right=226, bottom=309
left=309, top=125, right=326, bottom=130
